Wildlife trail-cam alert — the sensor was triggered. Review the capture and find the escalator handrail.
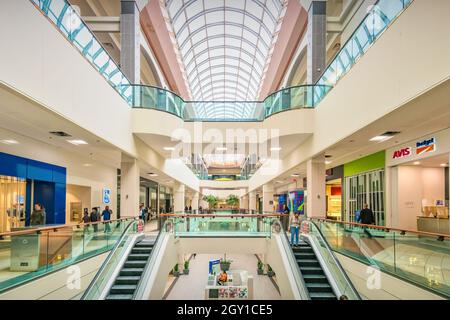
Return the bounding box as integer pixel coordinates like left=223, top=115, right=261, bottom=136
left=132, top=225, right=166, bottom=299
left=306, top=219, right=362, bottom=300
left=81, top=218, right=138, bottom=299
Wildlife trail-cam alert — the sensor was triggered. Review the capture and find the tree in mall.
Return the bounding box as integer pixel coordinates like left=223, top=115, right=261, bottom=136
left=202, top=195, right=219, bottom=209
left=226, top=194, right=239, bottom=209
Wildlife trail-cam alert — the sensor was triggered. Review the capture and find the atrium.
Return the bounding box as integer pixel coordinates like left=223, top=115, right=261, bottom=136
left=0, top=0, right=449, bottom=306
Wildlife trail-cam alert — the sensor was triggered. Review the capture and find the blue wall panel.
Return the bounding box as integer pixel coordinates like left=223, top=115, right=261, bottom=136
left=27, top=159, right=53, bottom=181
left=0, top=152, right=27, bottom=178
left=52, top=166, right=66, bottom=184
left=33, top=181, right=55, bottom=224
left=54, top=183, right=66, bottom=224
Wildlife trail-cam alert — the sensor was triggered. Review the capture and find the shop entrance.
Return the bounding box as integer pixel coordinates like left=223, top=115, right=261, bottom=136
left=326, top=179, right=342, bottom=220
left=0, top=176, right=26, bottom=233
left=392, top=154, right=449, bottom=233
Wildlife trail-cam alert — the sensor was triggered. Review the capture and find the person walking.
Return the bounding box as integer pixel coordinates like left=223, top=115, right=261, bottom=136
left=140, top=204, right=146, bottom=225
left=282, top=204, right=290, bottom=231
left=90, top=207, right=99, bottom=233
left=358, top=203, right=375, bottom=238
left=102, top=206, right=112, bottom=233
left=81, top=208, right=90, bottom=225
left=30, top=203, right=46, bottom=226
left=289, top=212, right=301, bottom=247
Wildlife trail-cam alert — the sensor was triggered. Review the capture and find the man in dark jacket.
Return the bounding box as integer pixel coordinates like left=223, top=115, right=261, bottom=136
left=90, top=207, right=99, bottom=232
left=359, top=204, right=375, bottom=225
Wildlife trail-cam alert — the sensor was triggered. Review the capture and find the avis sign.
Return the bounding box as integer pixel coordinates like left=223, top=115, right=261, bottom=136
left=392, top=147, right=411, bottom=159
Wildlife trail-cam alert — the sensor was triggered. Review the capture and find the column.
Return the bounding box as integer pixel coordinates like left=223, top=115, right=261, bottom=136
left=307, top=0, right=327, bottom=84
left=192, top=192, right=199, bottom=213
left=306, top=156, right=326, bottom=218
left=120, top=157, right=140, bottom=217
left=241, top=194, right=249, bottom=211
left=121, top=0, right=140, bottom=83
left=249, top=191, right=257, bottom=213
left=173, top=183, right=185, bottom=213
left=262, top=184, right=275, bottom=213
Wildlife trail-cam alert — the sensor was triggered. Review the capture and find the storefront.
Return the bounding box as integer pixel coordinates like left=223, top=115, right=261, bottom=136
left=343, top=151, right=385, bottom=225
left=387, top=129, right=450, bottom=234
left=0, top=152, right=66, bottom=232
left=326, top=165, right=343, bottom=220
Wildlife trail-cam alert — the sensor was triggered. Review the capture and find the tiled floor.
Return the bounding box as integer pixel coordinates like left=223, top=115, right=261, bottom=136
left=165, top=253, right=281, bottom=300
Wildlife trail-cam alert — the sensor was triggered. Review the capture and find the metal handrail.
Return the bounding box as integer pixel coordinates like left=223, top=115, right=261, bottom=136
left=0, top=217, right=136, bottom=238
left=81, top=218, right=138, bottom=299
left=306, top=219, right=361, bottom=300
left=311, top=218, right=450, bottom=240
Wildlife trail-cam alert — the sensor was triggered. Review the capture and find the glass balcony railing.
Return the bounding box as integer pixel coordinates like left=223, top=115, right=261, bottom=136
left=30, top=0, right=412, bottom=121
left=160, top=213, right=283, bottom=238
left=317, top=0, right=413, bottom=87
left=309, top=218, right=450, bottom=299
left=0, top=217, right=137, bottom=293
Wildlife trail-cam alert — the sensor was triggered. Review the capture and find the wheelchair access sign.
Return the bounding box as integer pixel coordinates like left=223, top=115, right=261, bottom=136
left=102, top=188, right=111, bottom=204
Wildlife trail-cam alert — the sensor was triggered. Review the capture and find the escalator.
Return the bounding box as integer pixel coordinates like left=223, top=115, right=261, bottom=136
left=106, top=238, right=155, bottom=300
left=293, top=240, right=336, bottom=300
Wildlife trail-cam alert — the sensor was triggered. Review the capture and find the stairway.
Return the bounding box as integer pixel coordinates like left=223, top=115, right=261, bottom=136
left=105, top=238, right=155, bottom=300
left=293, top=240, right=337, bottom=300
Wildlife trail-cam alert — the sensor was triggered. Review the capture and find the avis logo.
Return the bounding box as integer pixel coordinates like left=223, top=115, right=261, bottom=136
left=416, top=137, right=435, bottom=155
left=392, top=147, right=411, bottom=159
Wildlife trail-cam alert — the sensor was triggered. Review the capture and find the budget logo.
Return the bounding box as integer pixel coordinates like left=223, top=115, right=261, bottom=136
left=416, top=137, right=435, bottom=155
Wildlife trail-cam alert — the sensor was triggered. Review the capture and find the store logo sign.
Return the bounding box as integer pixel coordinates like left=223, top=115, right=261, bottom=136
left=392, top=147, right=411, bottom=159
left=416, top=137, right=436, bottom=155
left=103, top=188, right=111, bottom=204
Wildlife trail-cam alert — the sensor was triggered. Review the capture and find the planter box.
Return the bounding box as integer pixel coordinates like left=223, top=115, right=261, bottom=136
left=220, top=263, right=231, bottom=271
left=267, top=271, right=275, bottom=277
left=257, top=269, right=264, bottom=275
left=183, top=269, right=189, bottom=275
left=173, top=271, right=180, bottom=277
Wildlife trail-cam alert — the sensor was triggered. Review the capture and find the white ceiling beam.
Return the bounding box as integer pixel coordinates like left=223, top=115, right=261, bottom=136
left=82, top=16, right=120, bottom=33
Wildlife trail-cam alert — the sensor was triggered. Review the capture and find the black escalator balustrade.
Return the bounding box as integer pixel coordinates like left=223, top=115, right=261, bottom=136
left=106, top=238, right=155, bottom=300
left=293, top=240, right=337, bottom=300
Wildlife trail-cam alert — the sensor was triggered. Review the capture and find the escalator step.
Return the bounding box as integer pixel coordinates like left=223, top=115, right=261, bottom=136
left=120, top=268, right=144, bottom=276
left=110, top=285, right=137, bottom=294
left=306, top=283, right=333, bottom=293
left=128, top=254, right=150, bottom=261
left=134, top=242, right=154, bottom=248
left=309, top=292, right=336, bottom=300
left=303, top=274, right=328, bottom=283
left=294, top=252, right=316, bottom=258
left=299, top=266, right=324, bottom=275
left=124, top=260, right=147, bottom=268
left=297, top=259, right=320, bottom=267
left=115, top=276, right=141, bottom=285
left=106, top=294, right=133, bottom=300
left=131, top=248, right=152, bottom=254
left=293, top=247, right=314, bottom=253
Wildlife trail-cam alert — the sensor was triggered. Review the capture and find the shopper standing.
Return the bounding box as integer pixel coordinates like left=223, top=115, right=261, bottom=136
left=90, top=207, right=99, bottom=232
left=289, top=212, right=301, bottom=247
left=102, top=206, right=112, bottom=233
left=282, top=204, right=290, bottom=231
left=358, top=204, right=375, bottom=238
left=30, top=203, right=46, bottom=226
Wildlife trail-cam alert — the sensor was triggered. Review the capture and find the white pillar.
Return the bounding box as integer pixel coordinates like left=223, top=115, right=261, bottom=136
left=249, top=191, right=257, bottom=213
left=306, top=156, right=326, bottom=218
left=174, top=183, right=185, bottom=213
left=120, top=157, right=140, bottom=217
left=262, top=184, right=275, bottom=213
left=192, top=192, right=199, bottom=211
left=241, top=194, right=249, bottom=210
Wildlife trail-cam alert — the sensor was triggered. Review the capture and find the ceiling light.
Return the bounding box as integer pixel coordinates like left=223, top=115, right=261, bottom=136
left=83, top=163, right=92, bottom=167
left=413, top=161, right=421, bottom=165
left=0, top=139, right=19, bottom=145
left=291, top=174, right=300, bottom=177
left=325, top=160, right=332, bottom=165
left=276, top=180, right=284, bottom=184
left=163, top=147, right=175, bottom=151
left=440, top=163, right=448, bottom=167
left=270, top=147, right=282, bottom=151
left=216, top=147, right=227, bottom=151
left=370, top=131, right=400, bottom=142
left=67, top=139, right=88, bottom=145
left=148, top=173, right=158, bottom=177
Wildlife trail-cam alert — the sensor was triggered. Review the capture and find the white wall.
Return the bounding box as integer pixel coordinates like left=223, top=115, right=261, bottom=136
left=392, top=166, right=445, bottom=230
left=66, top=184, right=91, bottom=223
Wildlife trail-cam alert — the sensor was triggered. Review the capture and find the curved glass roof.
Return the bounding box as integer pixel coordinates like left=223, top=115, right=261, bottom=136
left=162, top=0, right=287, bottom=115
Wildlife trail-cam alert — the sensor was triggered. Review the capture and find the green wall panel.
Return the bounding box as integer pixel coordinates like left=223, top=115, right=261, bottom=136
left=344, top=151, right=385, bottom=177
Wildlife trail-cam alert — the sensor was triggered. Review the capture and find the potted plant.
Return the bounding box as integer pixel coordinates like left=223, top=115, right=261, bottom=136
left=267, top=265, right=275, bottom=277
left=226, top=194, right=239, bottom=211
left=257, top=261, right=264, bottom=275
left=220, top=254, right=232, bottom=271
left=203, top=195, right=219, bottom=209
left=173, top=263, right=180, bottom=277
left=183, top=260, right=190, bottom=275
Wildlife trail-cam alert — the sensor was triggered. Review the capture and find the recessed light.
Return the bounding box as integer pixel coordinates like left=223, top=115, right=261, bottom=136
left=67, top=139, right=88, bottom=145
left=148, top=173, right=158, bottom=177
left=291, top=174, right=300, bottom=177
left=440, top=163, right=448, bottom=167
left=0, top=139, right=19, bottom=145
left=325, top=160, right=332, bottom=165
left=163, top=147, right=175, bottom=151
left=83, top=163, right=92, bottom=167
left=370, top=135, right=393, bottom=142
left=413, top=161, right=421, bottom=165
left=216, top=147, right=227, bottom=151
left=270, top=147, right=282, bottom=151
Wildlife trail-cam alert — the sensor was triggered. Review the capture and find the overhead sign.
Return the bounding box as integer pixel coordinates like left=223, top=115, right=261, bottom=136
left=392, top=147, right=411, bottom=159
left=416, top=137, right=436, bottom=155
left=102, top=188, right=111, bottom=204
left=209, top=259, right=220, bottom=275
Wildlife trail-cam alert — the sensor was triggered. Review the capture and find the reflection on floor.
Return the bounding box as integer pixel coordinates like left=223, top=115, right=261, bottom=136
left=165, top=254, right=281, bottom=300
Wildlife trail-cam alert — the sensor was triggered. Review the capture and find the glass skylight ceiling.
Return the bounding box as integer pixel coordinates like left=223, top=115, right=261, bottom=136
left=162, top=0, right=287, bottom=119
